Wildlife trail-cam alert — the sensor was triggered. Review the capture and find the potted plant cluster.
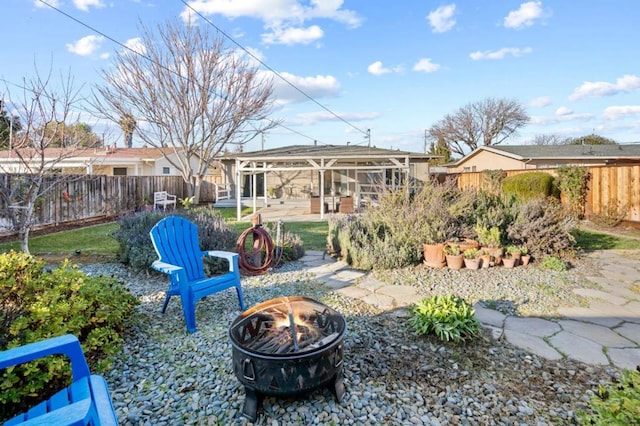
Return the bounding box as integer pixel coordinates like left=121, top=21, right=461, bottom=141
left=463, top=248, right=481, bottom=270
left=444, top=243, right=464, bottom=270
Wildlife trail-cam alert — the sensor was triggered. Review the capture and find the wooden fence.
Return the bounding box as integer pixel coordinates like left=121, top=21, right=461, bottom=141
left=454, top=165, right=640, bottom=223
left=0, top=174, right=223, bottom=229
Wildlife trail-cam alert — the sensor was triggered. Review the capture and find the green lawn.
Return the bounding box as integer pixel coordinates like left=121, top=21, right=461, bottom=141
left=573, top=228, right=640, bottom=250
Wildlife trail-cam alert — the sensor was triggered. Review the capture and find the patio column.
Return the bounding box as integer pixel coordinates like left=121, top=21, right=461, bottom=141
left=320, top=168, right=325, bottom=219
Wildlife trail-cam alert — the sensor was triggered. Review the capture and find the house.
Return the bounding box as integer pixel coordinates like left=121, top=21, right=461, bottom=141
left=0, top=146, right=194, bottom=176
left=447, top=144, right=640, bottom=173
left=217, top=144, right=436, bottom=219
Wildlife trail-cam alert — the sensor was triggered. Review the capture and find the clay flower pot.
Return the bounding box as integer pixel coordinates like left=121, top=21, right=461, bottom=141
left=446, top=254, right=465, bottom=270
left=423, top=243, right=446, bottom=268
left=463, top=257, right=481, bottom=270
left=502, top=257, right=517, bottom=268
left=521, top=254, right=531, bottom=266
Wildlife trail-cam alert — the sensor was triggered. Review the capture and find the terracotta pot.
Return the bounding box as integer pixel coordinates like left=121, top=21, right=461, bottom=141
left=483, top=247, right=504, bottom=266
left=521, top=254, right=531, bottom=266
left=446, top=254, right=465, bottom=270
left=479, top=254, right=492, bottom=268
left=423, top=243, right=446, bottom=268
left=464, top=257, right=481, bottom=270
left=502, top=257, right=517, bottom=268
left=448, top=239, right=479, bottom=253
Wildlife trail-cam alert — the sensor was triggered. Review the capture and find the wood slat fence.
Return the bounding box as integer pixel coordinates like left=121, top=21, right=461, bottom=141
left=0, top=174, right=223, bottom=229
left=454, top=165, right=640, bottom=223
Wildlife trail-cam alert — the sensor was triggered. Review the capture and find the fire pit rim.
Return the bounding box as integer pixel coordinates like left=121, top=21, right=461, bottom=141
left=228, top=295, right=347, bottom=360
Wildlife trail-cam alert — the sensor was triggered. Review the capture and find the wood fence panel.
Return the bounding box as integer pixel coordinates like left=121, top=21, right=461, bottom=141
left=455, top=166, right=640, bottom=224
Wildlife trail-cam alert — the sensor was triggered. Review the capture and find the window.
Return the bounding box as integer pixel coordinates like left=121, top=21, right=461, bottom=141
left=113, top=167, right=127, bottom=176
left=163, top=167, right=170, bottom=175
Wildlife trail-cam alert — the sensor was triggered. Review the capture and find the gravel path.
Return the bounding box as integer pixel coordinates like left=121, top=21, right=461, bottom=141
left=81, top=259, right=620, bottom=425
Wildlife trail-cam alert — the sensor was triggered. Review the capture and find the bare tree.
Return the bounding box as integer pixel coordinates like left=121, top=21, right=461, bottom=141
left=428, top=98, right=529, bottom=157
left=531, top=133, right=566, bottom=145
left=92, top=19, right=278, bottom=203
left=0, top=68, right=84, bottom=253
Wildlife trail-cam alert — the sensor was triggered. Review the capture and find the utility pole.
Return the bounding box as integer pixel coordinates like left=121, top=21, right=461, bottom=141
left=366, top=128, right=371, bottom=147
left=424, top=129, right=427, bottom=153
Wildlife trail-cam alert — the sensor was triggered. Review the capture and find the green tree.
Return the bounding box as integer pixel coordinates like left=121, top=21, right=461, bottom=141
left=38, top=122, right=102, bottom=148
left=0, top=100, right=21, bottom=149
left=564, top=134, right=617, bottom=145
left=428, top=135, right=452, bottom=165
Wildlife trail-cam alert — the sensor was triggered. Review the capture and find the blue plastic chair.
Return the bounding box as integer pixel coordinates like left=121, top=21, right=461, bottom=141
left=149, top=216, right=246, bottom=333
left=0, top=334, right=118, bottom=425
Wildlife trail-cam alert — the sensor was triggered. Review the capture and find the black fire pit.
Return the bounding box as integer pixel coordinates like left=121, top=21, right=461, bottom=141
left=229, top=296, right=347, bottom=421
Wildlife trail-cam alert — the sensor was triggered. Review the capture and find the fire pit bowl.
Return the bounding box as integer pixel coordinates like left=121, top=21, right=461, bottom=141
left=229, top=296, right=347, bottom=421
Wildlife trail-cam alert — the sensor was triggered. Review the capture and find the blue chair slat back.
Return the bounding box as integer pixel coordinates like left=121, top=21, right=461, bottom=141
left=150, top=216, right=205, bottom=282
left=0, top=334, right=118, bottom=425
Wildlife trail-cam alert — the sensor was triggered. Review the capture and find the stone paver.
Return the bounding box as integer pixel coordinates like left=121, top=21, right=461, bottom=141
left=504, top=317, right=561, bottom=338
left=557, top=319, right=634, bottom=347
left=298, top=249, right=640, bottom=370
left=549, top=331, right=609, bottom=365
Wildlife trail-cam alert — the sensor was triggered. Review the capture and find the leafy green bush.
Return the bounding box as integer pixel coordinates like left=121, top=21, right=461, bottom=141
left=501, top=172, right=558, bottom=202
left=538, top=256, right=568, bottom=271
left=113, top=208, right=238, bottom=272
left=0, top=251, right=138, bottom=419
left=408, top=295, right=480, bottom=343
left=507, top=198, right=576, bottom=259
left=556, top=166, right=590, bottom=220
left=578, top=368, right=640, bottom=425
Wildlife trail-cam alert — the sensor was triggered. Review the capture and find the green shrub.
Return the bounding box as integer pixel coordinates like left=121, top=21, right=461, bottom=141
left=113, top=208, right=238, bottom=272
left=538, top=256, right=568, bottom=271
left=501, top=172, right=558, bottom=202
left=556, top=166, right=590, bottom=220
left=507, top=198, right=576, bottom=259
left=578, top=368, right=640, bottom=425
left=0, top=251, right=138, bottom=419
left=408, top=295, right=480, bottom=343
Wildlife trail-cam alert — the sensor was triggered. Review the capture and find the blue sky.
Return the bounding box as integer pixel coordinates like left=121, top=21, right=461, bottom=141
left=3, top=0, right=640, bottom=154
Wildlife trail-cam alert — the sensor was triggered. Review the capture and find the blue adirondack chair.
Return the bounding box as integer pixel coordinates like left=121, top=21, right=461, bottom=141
left=0, top=334, right=118, bottom=425
left=149, top=216, right=246, bottom=333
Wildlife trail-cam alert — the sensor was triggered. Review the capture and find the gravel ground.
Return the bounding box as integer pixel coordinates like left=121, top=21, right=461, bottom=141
left=80, top=258, right=620, bottom=426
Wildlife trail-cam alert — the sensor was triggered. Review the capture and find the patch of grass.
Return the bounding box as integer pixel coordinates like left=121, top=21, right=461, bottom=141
left=213, top=206, right=254, bottom=221
left=0, top=223, right=119, bottom=257
left=573, top=228, right=640, bottom=250
left=227, top=220, right=328, bottom=251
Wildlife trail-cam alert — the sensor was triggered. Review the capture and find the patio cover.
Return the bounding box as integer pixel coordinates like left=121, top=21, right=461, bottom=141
left=232, top=144, right=435, bottom=219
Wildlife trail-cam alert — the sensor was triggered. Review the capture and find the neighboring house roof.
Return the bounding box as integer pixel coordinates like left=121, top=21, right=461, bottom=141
left=227, top=144, right=435, bottom=161
left=449, top=144, right=640, bottom=166
left=0, top=147, right=170, bottom=161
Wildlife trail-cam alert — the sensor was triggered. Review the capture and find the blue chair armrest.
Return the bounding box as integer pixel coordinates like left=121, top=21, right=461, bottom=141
left=0, top=334, right=89, bottom=381
left=204, top=251, right=240, bottom=273
left=151, top=260, right=183, bottom=275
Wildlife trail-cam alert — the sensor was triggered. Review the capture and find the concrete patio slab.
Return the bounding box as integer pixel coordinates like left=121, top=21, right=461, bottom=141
left=615, top=322, right=640, bottom=345
left=504, top=317, right=561, bottom=338
left=503, top=329, right=562, bottom=360
left=572, top=288, right=628, bottom=305
left=360, top=293, right=395, bottom=310
left=334, top=286, right=371, bottom=300
left=557, top=319, right=635, bottom=348
left=606, top=348, right=640, bottom=370
left=549, top=331, right=609, bottom=365
left=473, top=305, right=506, bottom=328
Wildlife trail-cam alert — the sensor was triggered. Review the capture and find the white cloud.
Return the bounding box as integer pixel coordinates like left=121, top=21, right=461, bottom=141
left=504, top=1, right=544, bottom=29
left=368, top=61, right=390, bottom=76
left=603, top=105, right=640, bottom=120
left=262, top=25, right=323, bottom=45
left=413, top=58, right=441, bottom=73
left=272, top=72, right=340, bottom=104
left=367, top=61, right=403, bottom=76
left=529, top=111, right=594, bottom=125
left=427, top=4, right=456, bottom=33
left=469, top=47, right=532, bottom=60
left=72, top=0, right=105, bottom=12
left=569, top=74, right=640, bottom=101
left=555, top=106, right=572, bottom=116
left=124, top=38, right=146, bottom=55
left=66, top=35, right=104, bottom=56
left=530, top=96, right=552, bottom=107
left=180, top=0, right=362, bottom=45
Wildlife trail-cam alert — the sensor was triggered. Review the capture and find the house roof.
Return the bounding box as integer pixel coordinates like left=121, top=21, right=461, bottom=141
left=450, top=144, right=640, bottom=166
left=0, top=147, right=170, bottom=160
left=228, top=144, right=435, bottom=161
